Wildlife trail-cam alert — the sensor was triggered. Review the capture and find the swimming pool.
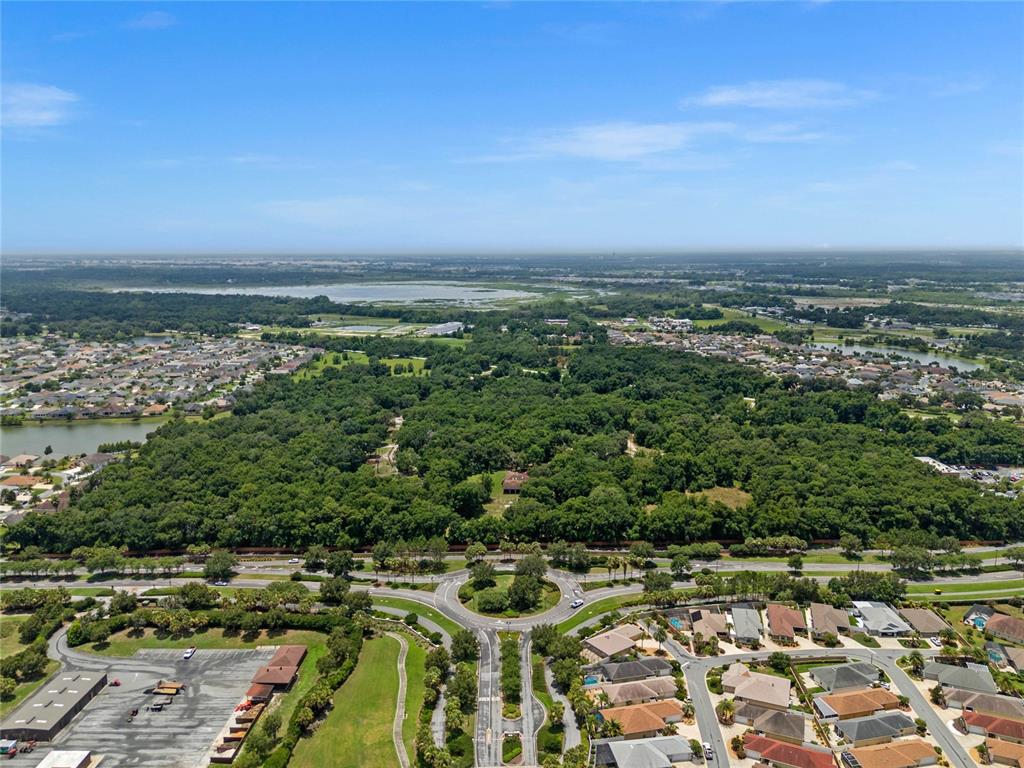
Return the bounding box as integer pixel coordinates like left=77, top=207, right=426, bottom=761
left=584, top=676, right=599, bottom=685
left=669, top=618, right=684, bottom=630
left=973, top=617, right=987, bottom=629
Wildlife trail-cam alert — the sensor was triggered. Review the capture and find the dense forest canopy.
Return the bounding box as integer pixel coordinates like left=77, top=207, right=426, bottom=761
left=6, top=320, right=1022, bottom=553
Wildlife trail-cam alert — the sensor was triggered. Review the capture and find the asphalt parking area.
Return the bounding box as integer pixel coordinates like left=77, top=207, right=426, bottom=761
left=26, top=648, right=276, bottom=768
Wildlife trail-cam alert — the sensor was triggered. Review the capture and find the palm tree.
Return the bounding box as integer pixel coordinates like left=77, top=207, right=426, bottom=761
left=606, top=556, right=620, bottom=582
left=653, top=626, right=668, bottom=652
left=681, top=701, right=695, bottom=722
left=601, top=718, right=623, bottom=738
left=716, top=698, right=735, bottom=725
left=907, top=650, right=925, bottom=676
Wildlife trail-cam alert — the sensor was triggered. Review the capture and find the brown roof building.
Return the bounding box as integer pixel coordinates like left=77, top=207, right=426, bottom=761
left=815, top=688, right=900, bottom=720
left=988, top=614, right=1024, bottom=645
left=987, top=738, right=1024, bottom=768
left=767, top=604, right=807, bottom=641
left=251, top=666, right=298, bottom=687
left=270, top=645, right=307, bottom=667
left=810, top=603, right=850, bottom=638
left=847, top=738, right=937, bottom=768
left=962, top=712, right=1024, bottom=744
left=743, top=734, right=833, bottom=768
left=599, top=700, right=683, bottom=739
left=899, top=608, right=950, bottom=637
left=502, top=471, right=529, bottom=493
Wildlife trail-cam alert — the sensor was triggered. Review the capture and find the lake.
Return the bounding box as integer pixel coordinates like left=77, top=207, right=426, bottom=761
left=0, top=418, right=169, bottom=458
left=129, top=281, right=541, bottom=305
left=810, top=342, right=983, bottom=371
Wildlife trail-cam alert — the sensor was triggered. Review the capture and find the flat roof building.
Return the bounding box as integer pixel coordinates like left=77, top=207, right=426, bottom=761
left=0, top=671, right=106, bottom=741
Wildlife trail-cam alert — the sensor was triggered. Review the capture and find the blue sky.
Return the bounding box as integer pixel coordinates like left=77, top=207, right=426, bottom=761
left=2, top=1, right=1022, bottom=253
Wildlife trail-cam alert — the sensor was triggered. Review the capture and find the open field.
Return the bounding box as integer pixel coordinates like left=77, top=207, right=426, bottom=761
left=0, top=614, right=31, bottom=655
left=687, top=485, right=753, bottom=509
left=907, top=579, right=1024, bottom=595
left=80, top=627, right=328, bottom=656
left=293, top=351, right=426, bottom=380
left=290, top=636, right=399, bottom=768
left=462, top=574, right=560, bottom=617
left=692, top=306, right=789, bottom=333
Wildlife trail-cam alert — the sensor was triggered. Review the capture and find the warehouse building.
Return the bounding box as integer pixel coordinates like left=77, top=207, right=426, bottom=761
left=0, top=671, right=106, bottom=741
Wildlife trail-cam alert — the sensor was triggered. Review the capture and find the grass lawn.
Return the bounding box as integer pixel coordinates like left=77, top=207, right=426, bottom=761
left=67, top=587, right=116, bottom=597
left=370, top=596, right=464, bottom=637
left=80, top=627, right=328, bottom=656
left=851, top=632, right=881, bottom=648
left=294, top=351, right=426, bottom=381
left=556, top=594, right=640, bottom=633
left=290, top=636, right=400, bottom=768
left=0, top=660, right=59, bottom=718
left=0, top=614, right=31, bottom=655
left=686, top=486, right=752, bottom=509
left=907, top=579, right=1024, bottom=595
left=468, top=470, right=511, bottom=517
left=402, top=640, right=427, bottom=759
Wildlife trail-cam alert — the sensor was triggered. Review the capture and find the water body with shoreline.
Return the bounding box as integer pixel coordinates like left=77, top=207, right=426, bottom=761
left=0, top=417, right=170, bottom=458
left=810, top=342, right=983, bottom=371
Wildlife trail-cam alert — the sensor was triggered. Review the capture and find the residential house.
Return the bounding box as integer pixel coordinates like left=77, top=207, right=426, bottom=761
left=722, top=663, right=791, bottom=710
left=922, top=661, right=997, bottom=693
left=767, top=604, right=807, bottom=642
left=814, top=688, right=901, bottom=721
left=810, top=602, right=850, bottom=639
left=899, top=608, right=950, bottom=637
left=731, top=605, right=764, bottom=647
left=594, top=735, right=693, bottom=768
left=987, top=614, right=1024, bottom=645
left=735, top=702, right=806, bottom=743
left=587, top=677, right=677, bottom=707
left=1005, top=647, right=1024, bottom=673
left=833, top=711, right=916, bottom=747
left=585, top=625, right=645, bottom=660
left=598, top=657, right=673, bottom=684
left=844, top=738, right=937, bottom=768
left=810, top=662, right=879, bottom=693
left=689, top=608, right=728, bottom=640
left=961, top=712, right=1024, bottom=744
left=852, top=601, right=911, bottom=637
left=598, top=700, right=683, bottom=739
left=943, top=689, right=1024, bottom=720
left=986, top=738, right=1024, bottom=768
left=742, top=734, right=834, bottom=768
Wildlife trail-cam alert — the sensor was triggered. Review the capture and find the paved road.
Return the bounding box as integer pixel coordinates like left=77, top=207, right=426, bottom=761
left=388, top=632, right=412, bottom=768
left=543, top=663, right=580, bottom=752
left=475, top=628, right=503, bottom=767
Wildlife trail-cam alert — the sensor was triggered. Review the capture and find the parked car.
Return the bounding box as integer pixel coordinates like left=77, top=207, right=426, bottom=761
left=570, top=598, right=584, bottom=609
left=703, top=742, right=714, bottom=760
left=183, top=646, right=197, bottom=660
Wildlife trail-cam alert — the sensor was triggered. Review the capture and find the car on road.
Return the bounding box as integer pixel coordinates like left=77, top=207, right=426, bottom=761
left=570, top=598, right=584, bottom=609
left=703, top=742, right=713, bottom=760
left=183, top=646, right=197, bottom=660
left=214, top=580, right=228, bottom=586
left=288, top=558, right=300, bottom=564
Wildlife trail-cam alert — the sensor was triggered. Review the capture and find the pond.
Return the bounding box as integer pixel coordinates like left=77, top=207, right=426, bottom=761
left=127, top=281, right=541, bottom=306
left=0, top=418, right=169, bottom=458
left=810, top=342, right=983, bottom=371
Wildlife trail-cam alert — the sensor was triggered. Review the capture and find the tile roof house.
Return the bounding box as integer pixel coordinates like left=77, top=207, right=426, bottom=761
left=815, top=688, right=901, bottom=720
left=852, top=601, right=911, bottom=637
left=735, top=702, right=807, bottom=743
left=961, top=712, right=1024, bottom=744
left=689, top=609, right=728, bottom=640
left=810, top=602, right=851, bottom=638
left=586, top=626, right=642, bottom=660
left=987, top=614, right=1024, bottom=645
left=502, top=471, right=529, bottom=494
left=251, top=665, right=298, bottom=687
left=587, top=677, right=677, bottom=707
left=731, top=605, right=763, bottom=647
left=270, top=645, right=307, bottom=667
left=766, top=604, right=807, bottom=641
left=810, top=662, right=879, bottom=693
left=898, top=608, right=950, bottom=637
left=598, top=700, right=683, bottom=739
left=986, top=737, right=1024, bottom=768
left=943, top=689, right=1024, bottom=720
left=922, top=661, right=997, bottom=693
left=595, top=735, right=693, bottom=768
left=598, top=657, right=673, bottom=684
left=743, top=734, right=834, bottom=768
left=845, top=737, right=937, bottom=768
left=723, top=663, right=792, bottom=710
left=833, top=711, right=915, bottom=747
left=1005, top=647, right=1024, bottom=673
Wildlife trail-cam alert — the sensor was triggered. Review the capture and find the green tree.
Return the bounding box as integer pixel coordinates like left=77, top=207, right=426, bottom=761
left=203, top=550, right=238, bottom=581
left=304, top=545, right=328, bottom=571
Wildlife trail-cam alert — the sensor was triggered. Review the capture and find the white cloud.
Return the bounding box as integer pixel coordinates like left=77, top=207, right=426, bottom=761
left=2, top=83, right=79, bottom=128
left=879, top=160, right=917, bottom=172
left=685, top=79, right=874, bottom=108
left=229, top=154, right=282, bottom=165
left=989, top=141, right=1023, bottom=157
left=478, top=121, right=735, bottom=162
left=125, top=11, right=178, bottom=30
left=743, top=123, right=826, bottom=143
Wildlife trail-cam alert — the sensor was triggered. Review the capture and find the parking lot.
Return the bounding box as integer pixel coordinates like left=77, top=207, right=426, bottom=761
left=22, top=648, right=276, bottom=767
